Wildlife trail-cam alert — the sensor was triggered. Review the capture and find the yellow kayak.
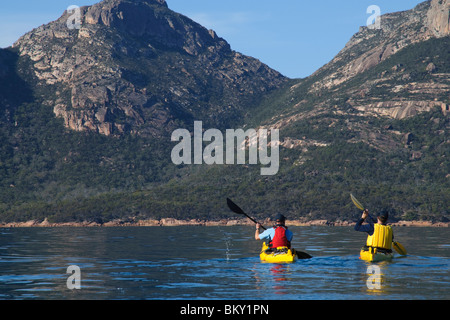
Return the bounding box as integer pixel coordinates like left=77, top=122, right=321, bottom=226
left=260, top=242, right=298, bottom=263
left=360, top=247, right=393, bottom=262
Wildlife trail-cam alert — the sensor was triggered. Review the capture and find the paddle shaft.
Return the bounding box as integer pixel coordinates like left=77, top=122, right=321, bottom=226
left=226, top=198, right=266, bottom=230
left=247, top=215, right=266, bottom=230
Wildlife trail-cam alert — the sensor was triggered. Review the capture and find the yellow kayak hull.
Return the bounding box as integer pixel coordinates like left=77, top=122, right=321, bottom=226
left=360, top=248, right=393, bottom=262
left=260, top=242, right=297, bottom=263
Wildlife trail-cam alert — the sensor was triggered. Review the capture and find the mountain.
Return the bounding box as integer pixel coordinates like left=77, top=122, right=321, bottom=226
left=253, top=0, right=449, bottom=152
left=310, top=0, right=449, bottom=94
left=239, top=0, right=449, bottom=222
left=11, top=0, right=285, bottom=137
left=0, top=0, right=448, bottom=224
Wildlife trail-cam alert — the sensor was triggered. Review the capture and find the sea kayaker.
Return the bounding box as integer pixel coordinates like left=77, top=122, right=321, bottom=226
left=355, top=209, right=393, bottom=253
left=255, top=214, right=293, bottom=249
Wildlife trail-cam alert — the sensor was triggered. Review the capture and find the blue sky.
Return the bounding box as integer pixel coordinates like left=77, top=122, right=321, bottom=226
left=0, top=0, right=424, bottom=78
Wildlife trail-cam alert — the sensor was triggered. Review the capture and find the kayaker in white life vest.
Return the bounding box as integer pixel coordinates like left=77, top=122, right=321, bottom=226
left=255, top=214, right=293, bottom=249
left=355, top=209, right=394, bottom=253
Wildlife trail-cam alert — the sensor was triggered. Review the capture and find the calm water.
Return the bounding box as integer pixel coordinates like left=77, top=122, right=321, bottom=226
left=0, top=226, right=448, bottom=300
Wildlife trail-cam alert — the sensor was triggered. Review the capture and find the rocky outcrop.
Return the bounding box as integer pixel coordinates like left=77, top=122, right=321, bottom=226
left=427, top=0, right=450, bottom=36
left=83, top=0, right=218, bottom=56
left=280, top=137, right=329, bottom=150
left=12, top=0, right=286, bottom=136
left=1, top=218, right=447, bottom=227
left=352, top=100, right=446, bottom=119
left=256, top=0, right=449, bottom=159
left=311, top=0, right=449, bottom=92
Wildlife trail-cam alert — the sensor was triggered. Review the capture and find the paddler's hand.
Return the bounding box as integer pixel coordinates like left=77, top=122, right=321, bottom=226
left=362, top=209, right=369, bottom=220
left=255, top=223, right=261, bottom=240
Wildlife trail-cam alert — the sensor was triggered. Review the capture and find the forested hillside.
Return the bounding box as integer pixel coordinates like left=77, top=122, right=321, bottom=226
left=0, top=0, right=448, bottom=224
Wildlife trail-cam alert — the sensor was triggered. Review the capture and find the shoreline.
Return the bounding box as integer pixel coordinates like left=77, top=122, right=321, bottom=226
left=0, top=217, right=448, bottom=228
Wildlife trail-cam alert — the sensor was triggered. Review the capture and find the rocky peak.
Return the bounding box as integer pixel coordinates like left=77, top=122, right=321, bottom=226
left=11, top=0, right=285, bottom=137
left=88, top=0, right=168, bottom=12
left=75, top=0, right=220, bottom=55
left=266, top=0, right=448, bottom=153
left=310, top=0, right=449, bottom=91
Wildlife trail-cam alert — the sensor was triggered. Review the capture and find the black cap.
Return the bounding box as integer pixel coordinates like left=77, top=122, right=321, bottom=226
left=378, top=209, right=389, bottom=222
left=274, top=214, right=286, bottom=222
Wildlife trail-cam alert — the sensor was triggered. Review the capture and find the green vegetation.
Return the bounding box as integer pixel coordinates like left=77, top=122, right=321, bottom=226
left=0, top=36, right=448, bottom=225
left=0, top=102, right=447, bottom=224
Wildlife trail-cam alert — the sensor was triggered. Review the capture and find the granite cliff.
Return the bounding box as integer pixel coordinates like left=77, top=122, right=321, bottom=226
left=312, top=0, right=449, bottom=92
left=12, top=0, right=285, bottom=136
left=257, top=0, right=449, bottom=153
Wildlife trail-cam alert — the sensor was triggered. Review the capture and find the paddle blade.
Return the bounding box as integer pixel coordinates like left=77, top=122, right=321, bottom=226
left=393, top=242, right=407, bottom=255
left=295, top=250, right=312, bottom=260
left=350, top=194, right=365, bottom=211
left=227, top=198, right=267, bottom=230
left=227, top=198, right=245, bottom=215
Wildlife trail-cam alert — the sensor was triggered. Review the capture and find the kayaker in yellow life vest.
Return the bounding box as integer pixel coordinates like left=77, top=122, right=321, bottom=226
left=355, top=209, right=394, bottom=253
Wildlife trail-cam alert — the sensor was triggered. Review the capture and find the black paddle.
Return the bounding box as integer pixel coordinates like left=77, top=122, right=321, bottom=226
left=226, top=197, right=266, bottom=230
left=226, top=198, right=312, bottom=259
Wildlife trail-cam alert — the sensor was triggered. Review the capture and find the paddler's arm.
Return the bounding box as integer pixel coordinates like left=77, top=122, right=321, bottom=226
left=255, top=223, right=262, bottom=240
left=256, top=224, right=273, bottom=241
left=354, top=209, right=374, bottom=235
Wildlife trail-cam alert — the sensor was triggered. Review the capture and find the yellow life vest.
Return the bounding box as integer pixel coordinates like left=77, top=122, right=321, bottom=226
left=366, top=224, right=393, bottom=250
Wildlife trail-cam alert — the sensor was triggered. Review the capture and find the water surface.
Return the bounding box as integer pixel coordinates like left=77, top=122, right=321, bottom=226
left=0, top=226, right=448, bottom=300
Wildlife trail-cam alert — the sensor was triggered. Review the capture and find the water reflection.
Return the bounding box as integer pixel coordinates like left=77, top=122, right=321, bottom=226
left=250, top=262, right=295, bottom=296
left=270, top=264, right=290, bottom=295
left=362, top=261, right=391, bottom=295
